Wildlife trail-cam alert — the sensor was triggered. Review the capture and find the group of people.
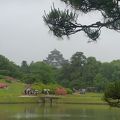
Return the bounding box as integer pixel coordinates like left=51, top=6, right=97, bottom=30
left=24, top=88, right=50, bottom=96
left=24, top=88, right=39, bottom=95
left=73, top=88, right=86, bottom=94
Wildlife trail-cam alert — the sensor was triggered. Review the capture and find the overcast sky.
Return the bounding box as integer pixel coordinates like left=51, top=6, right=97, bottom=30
left=0, top=0, right=120, bottom=65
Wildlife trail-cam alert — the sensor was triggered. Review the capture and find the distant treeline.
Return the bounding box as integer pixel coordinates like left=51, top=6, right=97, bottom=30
left=0, top=52, right=120, bottom=91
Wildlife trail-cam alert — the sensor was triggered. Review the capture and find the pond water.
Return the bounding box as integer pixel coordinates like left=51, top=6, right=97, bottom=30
left=0, top=104, right=120, bottom=120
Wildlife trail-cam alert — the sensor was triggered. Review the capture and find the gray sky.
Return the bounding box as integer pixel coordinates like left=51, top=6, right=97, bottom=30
left=0, top=0, right=120, bottom=65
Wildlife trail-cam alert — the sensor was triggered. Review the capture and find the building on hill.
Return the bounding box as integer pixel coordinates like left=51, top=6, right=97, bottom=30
left=43, top=49, right=68, bottom=68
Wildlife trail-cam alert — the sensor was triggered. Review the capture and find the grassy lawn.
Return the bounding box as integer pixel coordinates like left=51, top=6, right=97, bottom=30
left=0, top=79, right=40, bottom=103
left=57, top=93, right=106, bottom=104
left=0, top=79, right=26, bottom=97
left=0, top=79, right=106, bottom=104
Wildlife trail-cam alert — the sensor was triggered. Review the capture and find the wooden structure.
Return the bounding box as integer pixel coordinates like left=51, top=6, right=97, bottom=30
left=40, top=95, right=60, bottom=104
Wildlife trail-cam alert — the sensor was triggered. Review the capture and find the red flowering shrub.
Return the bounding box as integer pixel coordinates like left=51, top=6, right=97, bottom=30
left=0, top=83, right=8, bottom=89
left=55, top=88, right=67, bottom=95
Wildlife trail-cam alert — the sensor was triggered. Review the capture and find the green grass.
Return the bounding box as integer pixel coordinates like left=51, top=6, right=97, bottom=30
left=57, top=93, right=106, bottom=104
left=0, top=79, right=25, bottom=96
left=0, top=79, right=106, bottom=104
left=0, top=79, right=40, bottom=103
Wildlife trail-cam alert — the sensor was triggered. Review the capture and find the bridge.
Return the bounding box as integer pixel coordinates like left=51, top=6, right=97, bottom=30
left=40, top=95, right=60, bottom=104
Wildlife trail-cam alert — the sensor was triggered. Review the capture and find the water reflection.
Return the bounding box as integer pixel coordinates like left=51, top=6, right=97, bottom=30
left=0, top=104, right=120, bottom=120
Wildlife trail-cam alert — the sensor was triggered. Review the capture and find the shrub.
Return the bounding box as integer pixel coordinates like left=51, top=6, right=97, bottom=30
left=104, top=81, right=120, bottom=107
left=55, top=88, right=67, bottom=95
left=32, top=83, right=62, bottom=94
left=0, top=75, right=5, bottom=79
left=5, top=79, right=12, bottom=83
left=66, top=88, right=73, bottom=94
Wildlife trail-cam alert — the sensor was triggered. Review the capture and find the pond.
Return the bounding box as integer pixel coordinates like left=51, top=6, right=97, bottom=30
left=0, top=104, right=120, bottom=120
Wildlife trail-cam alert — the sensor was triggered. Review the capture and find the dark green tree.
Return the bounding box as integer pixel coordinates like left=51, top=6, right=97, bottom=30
left=0, top=55, right=22, bottom=78
left=70, top=52, right=87, bottom=88
left=104, top=81, right=120, bottom=107
left=94, top=73, right=107, bottom=92
left=57, top=52, right=87, bottom=88
left=71, top=52, right=87, bottom=67
left=22, top=74, right=36, bottom=84
left=29, top=62, right=56, bottom=84
left=43, top=0, right=120, bottom=41
left=99, top=62, right=115, bottom=82
left=56, top=62, right=72, bottom=87
left=111, top=60, right=120, bottom=80
left=83, top=57, right=101, bottom=86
